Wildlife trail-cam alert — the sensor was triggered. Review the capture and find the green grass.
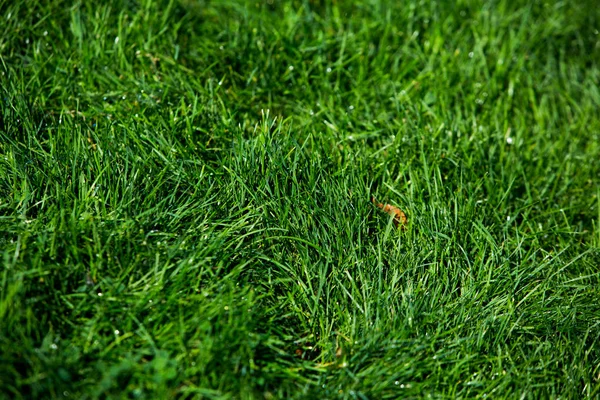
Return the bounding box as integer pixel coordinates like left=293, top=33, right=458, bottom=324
left=1, top=0, right=600, bottom=398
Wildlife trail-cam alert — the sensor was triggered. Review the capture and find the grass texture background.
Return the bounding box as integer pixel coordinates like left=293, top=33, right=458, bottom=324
left=1, top=0, right=599, bottom=398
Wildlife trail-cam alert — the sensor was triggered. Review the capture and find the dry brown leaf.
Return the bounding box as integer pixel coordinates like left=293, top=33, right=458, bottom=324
left=371, top=196, right=407, bottom=228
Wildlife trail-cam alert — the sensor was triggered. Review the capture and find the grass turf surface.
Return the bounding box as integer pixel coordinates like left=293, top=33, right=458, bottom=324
left=1, top=0, right=600, bottom=398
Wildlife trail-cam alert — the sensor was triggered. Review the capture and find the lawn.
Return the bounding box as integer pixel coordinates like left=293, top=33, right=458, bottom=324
left=1, top=0, right=600, bottom=398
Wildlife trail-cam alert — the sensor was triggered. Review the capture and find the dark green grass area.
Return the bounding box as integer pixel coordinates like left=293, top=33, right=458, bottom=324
left=1, top=0, right=600, bottom=398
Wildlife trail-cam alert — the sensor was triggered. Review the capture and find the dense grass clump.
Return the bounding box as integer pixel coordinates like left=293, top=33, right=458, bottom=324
left=1, top=0, right=599, bottom=398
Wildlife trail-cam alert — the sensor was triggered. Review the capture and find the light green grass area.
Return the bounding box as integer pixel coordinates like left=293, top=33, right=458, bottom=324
left=1, top=0, right=600, bottom=398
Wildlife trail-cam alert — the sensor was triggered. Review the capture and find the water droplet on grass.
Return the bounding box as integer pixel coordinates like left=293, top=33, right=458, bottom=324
left=51, top=343, right=58, bottom=350
left=114, top=330, right=120, bottom=335
left=469, top=51, right=474, bottom=58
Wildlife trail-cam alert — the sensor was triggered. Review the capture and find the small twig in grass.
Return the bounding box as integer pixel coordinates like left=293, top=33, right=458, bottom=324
left=371, top=196, right=407, bottom=228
